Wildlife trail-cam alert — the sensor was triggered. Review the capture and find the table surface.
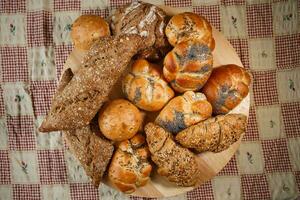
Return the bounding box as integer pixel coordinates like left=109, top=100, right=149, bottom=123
left=0, top=0, right=299, bottom=200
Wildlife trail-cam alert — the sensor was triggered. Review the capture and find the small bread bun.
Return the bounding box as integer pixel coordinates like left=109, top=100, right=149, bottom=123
left=71, top=15, right=110, bottom=50
left=165, top=12, right=215, bottom=50
left=108, top=134, right=152, bottom=193
left=98, top=99, right=142, bottom=141
left=155, top=91, right=212, bottom=134
left=202, top=64, right=251, bottom=114
left=122, top=59, right=174, bottom=111
left=163, top=40, right=213, bottom=93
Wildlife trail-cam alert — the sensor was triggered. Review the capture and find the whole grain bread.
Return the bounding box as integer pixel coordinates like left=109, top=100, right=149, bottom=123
left=145, top=123, right=200, bottom=186
left=175, top=114, right=247, bottom=153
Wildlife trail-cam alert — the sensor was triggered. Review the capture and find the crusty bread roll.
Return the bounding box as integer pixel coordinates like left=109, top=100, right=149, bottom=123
left=155, top=91, right=212, bottom=134
left=163, top=40, right=213, bottom=93
left=108, top=134, right=152, bottom=193
left=98, top=99, right=142, bottom=141
left=176, top=114, right=247, bottom=153
left=201, top=64, right=251, bottom=114
left=122, top=59, right=174, bottom=111
left=145, top=123, right=200, bottom=186
left=71, top=15, right=110, bottom=50
left=165, top=12, right=215, bottom=50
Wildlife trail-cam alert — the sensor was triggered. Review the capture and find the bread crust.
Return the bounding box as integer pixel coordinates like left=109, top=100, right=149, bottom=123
left=201, top=64, right=251, bottom=114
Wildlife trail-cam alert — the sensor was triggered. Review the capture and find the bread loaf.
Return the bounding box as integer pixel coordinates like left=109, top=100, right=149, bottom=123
left=201, top=64, right=251, bottom=114
left=122, top=59, right=174, bottom=111
left=165, top=12, right=215, bottom=50
left=98, top=99, right=142, bottom=141
left=71, top=15, right=110, bottom=50
left=175, top=114, right=247, bottom=153
left=155, top=91, right=212, bottom=134
left=108, top=134, right=152, bottom=193
left=145, top=123, right=200, bottom=186
left=163, top=40, right=213, bottom=93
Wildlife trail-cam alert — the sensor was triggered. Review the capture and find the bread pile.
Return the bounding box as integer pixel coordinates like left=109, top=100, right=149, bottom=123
left=39, top=2, right=251, bottom=194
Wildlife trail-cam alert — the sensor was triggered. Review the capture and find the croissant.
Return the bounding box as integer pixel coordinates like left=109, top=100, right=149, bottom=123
left=175, top=114, right=247, bottom=153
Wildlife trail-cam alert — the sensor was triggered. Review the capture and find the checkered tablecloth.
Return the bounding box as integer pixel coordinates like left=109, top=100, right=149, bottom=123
left=0, top=0, right=299, bottom=199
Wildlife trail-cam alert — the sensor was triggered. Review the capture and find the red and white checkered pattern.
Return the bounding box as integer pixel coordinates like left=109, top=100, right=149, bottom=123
left=81, top=9, right=110, bottom=18
left=252, top=70, right=279, bottom=106
left=262, top=139, right=292, bottom=172
left=281, top=102, right=300, bottom=138
left=13, top=184, right=41, bottom=200
left=0, top=47, right=28, bottom=82
left=7, top=116, right=36, bottom=150
left=37, top=150, right=68, bottom=184
left=246, top=4, right=273, bottom=38
left=218, top=155, right=239, bottom=176
left=54, top=0, right=81, bottom=11
left=193, top=5, right=221, bottom=31
left=241, top=174, right=271, bottom=200
left=0, top=150, right=11, bottom=184
left=228, top=39, right=250, bottom=69
left=70, top=183, right=99, bottom=200
left=187, top=181, right=214, bottom=200
left=275, top=34, right=300, bottom=69
left=0, top=0, right=26, bottom=13
left=164, top=0, right=192, bottom=7
left=54, top=44, right=73, bottom=79
left=27, top=11, right=53, bottom=47
left=1, top=0, right=300, bottom=199
left=30, top=81, right=57, bottom=116
left=243, top=106, right=260, bottom=141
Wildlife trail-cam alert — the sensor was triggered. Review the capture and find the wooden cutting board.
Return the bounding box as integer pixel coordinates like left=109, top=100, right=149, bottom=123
left=62, top=5, right=250, bottom=198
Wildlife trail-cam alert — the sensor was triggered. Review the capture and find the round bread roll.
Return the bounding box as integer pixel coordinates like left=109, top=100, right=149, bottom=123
left=155, top=91, right=212, bottom=134
left=98, top=99, right=142, bottom=141
left=163, top=40, right=213, bottom=93
left=165, top=12, right=215, bottom=50
left=71, top=15, right=110, bottom=50
left=201, top=64, right=251, bottom=114
left=122, top=59, right=174, bottom=111
left=108, top=134, right=152, bottom=193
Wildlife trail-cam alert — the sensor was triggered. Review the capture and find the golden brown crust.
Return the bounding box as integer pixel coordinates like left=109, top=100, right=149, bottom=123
left=175, top=114, right=247, bottom=153
left=98, top=99, right=142, bottom=141
left=163, top=40, right=213, bottom=93
left=108, top=134, right=152, bottom=194
left=155, top=91, right=212, bottom=134
left=71, top=15, right=110, bottom=50
left=145, top=123, right=200, bottom=186
left=165, top=12, right=214, bottom=50
left=122, top=59, right=174, bottom=111
left=201, top=64, right=251, bottom=114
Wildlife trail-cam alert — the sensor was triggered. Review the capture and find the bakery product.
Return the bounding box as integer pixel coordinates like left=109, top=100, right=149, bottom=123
left=163, top=40, right=213, bottom=93
left=122, top=59, right=174, bottom=111
left=108, top=134, right=152, bottom=193
left=39, top=35, right=142, bottom=132
left=64, top=123, right=114, bottom=187
left=145, top=123, right=200, bottom=186
left=201, top=64, right=251, bottom=114
left=98, top=99, right=142, bottom=141
left=40, top=3, right=167, bottom=132
left=175, top=114, right=247, bottom=153
left=165, top=12, right=215, bottom=50
left=155, top=91, right=212, bottom=134
left=111, top=2, right=170, bottom=59
left=71, top=15, right=110, bottom=50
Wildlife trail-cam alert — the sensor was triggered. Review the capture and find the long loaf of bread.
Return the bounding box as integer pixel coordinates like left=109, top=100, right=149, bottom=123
left=39, top=35, right=143, bottom=132
left=175, top=114, right=247, bottom=153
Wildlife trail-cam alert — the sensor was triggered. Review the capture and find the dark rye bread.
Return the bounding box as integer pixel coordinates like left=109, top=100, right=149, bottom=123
left=145, top=123, right=200, bottom=186
left=64, top=124, right=114, bottom=187
left=39, top=35, right=143, bottom=132
left=175, top=114, right=247, bottom=153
